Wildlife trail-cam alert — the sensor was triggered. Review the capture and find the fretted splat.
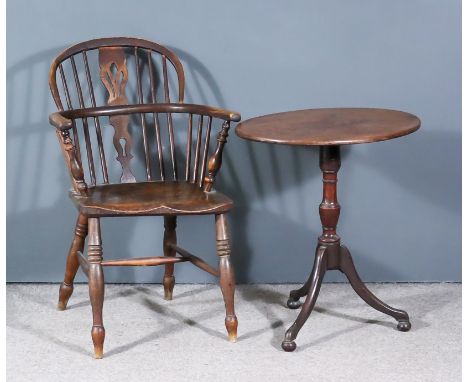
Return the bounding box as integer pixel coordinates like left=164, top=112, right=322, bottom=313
left=99, top=47, right=136, bottom=183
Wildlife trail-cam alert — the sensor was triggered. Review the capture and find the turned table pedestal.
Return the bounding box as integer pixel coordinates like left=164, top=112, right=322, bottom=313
left=236, top=108, right=421, bottom=352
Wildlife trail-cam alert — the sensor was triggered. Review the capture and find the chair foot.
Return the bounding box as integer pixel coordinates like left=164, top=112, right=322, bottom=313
left=225, top=315, right=238, bottom=342
left=57, top=282, right=73, bottom=310
left=397, top=320, right=411, bottom=332
left=163, top=275, right=175, bottom=300
left=91, top=325, right=105, bottom=359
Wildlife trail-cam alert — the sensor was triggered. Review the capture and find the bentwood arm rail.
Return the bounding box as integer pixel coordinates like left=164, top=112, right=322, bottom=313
left=49, top=102, right=240, bottom=192
left=50, top=103, right=241, bottom=131
left=49, top=112, right=73, bottom=130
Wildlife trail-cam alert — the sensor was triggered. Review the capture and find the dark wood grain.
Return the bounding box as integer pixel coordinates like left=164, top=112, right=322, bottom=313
left=57, top=103, right=241, bottom=123
left=216, top=214, right=238, bottom=342
left=76, top=251, right=89, bottom=277
left=49, top=37, right=240, bottom=358
left=282, top=146, right=411, bottom=352
left=170, top=244, right=220, bottom=277
left=87, top=217, right=105, bottom=359
left=163, top=216, right=177, bottom=300
left=70, top=56, right=97, bottom=185
left=57, top=214, right=88, bottom=310
left=49, top=36, right=240, bottom=188
left=99, top=46, right=136, bottom=183
left=235, top=108, right=415, bottom=352
left=101, top=256, right=185, bottom=266
left=148, top=50, right=165, bottom=180
left=55, top=129, right=87, bottom=196
left=204, top=121, right=230, bottom=192
left=236, top=108, right=420, bottom=145
left=69, top=181, right=233, bottom=217
left=49, top=37, right=186, bottom=110
left=83, top=51, right=109, bottom=184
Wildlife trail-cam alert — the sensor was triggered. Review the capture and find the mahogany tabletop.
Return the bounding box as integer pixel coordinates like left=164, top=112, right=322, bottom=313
left=235, top=108, right=420, bottom=146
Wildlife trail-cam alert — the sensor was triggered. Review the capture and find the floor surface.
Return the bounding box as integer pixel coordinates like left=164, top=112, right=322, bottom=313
left=6, top=283, right=461, bottom=382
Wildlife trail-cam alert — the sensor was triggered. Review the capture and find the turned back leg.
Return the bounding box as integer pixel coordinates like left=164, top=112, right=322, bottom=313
left=58, top=214, right=88, bottom=310
left=162, top=216, right=177, bottom=300
left=215, top=214, right=238, bottom=342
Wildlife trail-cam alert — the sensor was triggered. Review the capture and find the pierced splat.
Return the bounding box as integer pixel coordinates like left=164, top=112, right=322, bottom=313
left=99, top=47, right=136, bottom=183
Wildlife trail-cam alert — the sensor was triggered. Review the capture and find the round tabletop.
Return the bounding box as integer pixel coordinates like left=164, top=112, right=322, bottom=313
left=235, top=108, right=420, bottom=146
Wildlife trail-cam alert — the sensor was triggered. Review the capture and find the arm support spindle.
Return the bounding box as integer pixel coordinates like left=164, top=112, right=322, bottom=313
left=204, top=121, right=230, bottom=192
left=53, top=123, right=88, bottom=196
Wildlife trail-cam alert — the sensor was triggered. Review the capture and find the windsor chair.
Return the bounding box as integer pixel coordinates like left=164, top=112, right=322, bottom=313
left=48, top=37, right=241, bottom=358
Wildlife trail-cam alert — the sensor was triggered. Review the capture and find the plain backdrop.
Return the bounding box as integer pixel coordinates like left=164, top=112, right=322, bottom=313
left=6, top=0, right=461, bottom=283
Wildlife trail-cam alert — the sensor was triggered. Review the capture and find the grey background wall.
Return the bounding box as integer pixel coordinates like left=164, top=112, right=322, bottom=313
left=7, top=0, right=461, bottom=283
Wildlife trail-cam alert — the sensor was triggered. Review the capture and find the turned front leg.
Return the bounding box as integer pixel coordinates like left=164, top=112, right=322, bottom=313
left=58, top=214, right=88, bottom=310
left=162, top=216, right=177, bottom=300
left=215, top=213, right=238, bottom=342
left=87, top=218, right=105, bottom=359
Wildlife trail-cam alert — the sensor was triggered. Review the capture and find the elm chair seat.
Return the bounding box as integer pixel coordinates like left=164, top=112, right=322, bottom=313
left=70, top=181, right=233, bottom=217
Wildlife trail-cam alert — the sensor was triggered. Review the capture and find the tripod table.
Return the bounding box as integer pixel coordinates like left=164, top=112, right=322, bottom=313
left=235, top=108, right=420, bottom=352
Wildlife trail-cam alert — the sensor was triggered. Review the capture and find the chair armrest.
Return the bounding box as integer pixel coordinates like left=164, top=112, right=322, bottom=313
left=49, top=112, right=73, bottom=130
left=60, top=103, right=242, bottom=123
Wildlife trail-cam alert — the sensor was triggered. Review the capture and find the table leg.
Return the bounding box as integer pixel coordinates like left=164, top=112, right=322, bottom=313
left=339, top=245, right=411, bottom=331
left=287, top=243, right=322, bottom=309
left=282, top=145, right=410, bottom=352
left=282, top=245, right=328, bottom=351
left=287, top=272, right=313, bottom=309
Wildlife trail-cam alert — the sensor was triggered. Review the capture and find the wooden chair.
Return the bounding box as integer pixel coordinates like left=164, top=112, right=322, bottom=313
left=48, top=37, right=241, bottom=358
